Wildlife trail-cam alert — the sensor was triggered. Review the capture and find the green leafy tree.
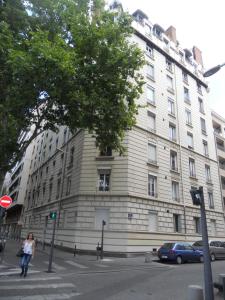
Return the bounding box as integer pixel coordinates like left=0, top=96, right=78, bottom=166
left=0, top=0, right=145, bottom=179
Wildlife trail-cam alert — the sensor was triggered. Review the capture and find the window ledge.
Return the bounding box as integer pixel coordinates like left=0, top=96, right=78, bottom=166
left=199, top=110, right=205, bottom=115
left=145, top=52, right=154, bottom=60
left=189, top=176, right=198, bottom=181
left=167, top=87, right=175, bottom=95
left=170, top=169, right=180, bottom=175
left=202, top=131, right=207, bottom=136
left=166, top=68, right=173, bottom=74
left=147, top=161, right=159, bottom=168
left=186, top=123, right=193, bottom=128
left=184, top=99, right=191, bottom=105
left=168, top=113, right=176, bottom=119
left=183, top=79, right=189, bottom=85
left=96, top=156, right=114, bottom=161
left=146, top=74, right=155, bottom=82
left=147, top=101, right=156, bottom=108
left=206, top=180, right=213, bottom=185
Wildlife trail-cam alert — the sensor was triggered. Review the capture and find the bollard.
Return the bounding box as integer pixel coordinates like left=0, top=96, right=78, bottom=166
left=145, top=252, right=151, bottom=263
left=187, top=285, right=204, bottom=300
left=74, top=244, right=76, bottom=257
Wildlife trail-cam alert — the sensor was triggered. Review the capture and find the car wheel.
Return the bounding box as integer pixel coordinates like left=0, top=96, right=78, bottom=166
left=176, top=256, right=183, bottom=264
left=200, top=256, right=204, bottom=263
left=210, top=253, right=216, bottom=262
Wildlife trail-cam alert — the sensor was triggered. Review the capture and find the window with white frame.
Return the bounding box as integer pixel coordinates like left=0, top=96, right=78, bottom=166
left=198, top=98, right=204, bottom=113
left=173, top=214, right=181, bottom=232
left=168, top=98, right=175, bottom=115
left=185, top=109, right=192, bottom=126
left=167, top=75, right=174, bottom=92
left=184, top=87, right=190, bottom=102
left=200, top=117, right=207, bottom=134
left=148, top=211, right=158, bottom=232
left=193, top=217, right=201, bottom=234
left=208, top=191, right=214, bottom=209
left=197, top=82, right=202, bottom=94
left=98, top=170, right=110, bottom=191
left=166, top=59, right=173, bottom=72
left=146, top=64, right=154, bottom=80
left=148, top=174, right=157, bottom=197
left=146, top=45, right=154, bottom=58
left=147, top=111, right=156, bottom=132
left=182, top=71, right=188, bottom=83
left=172, top=181, right=179, bottom=201
left=205, top=165, right=211, bottom=182
left=148, top=143, right=157, bottom=164
left=203, top=140, right=209, bottom=156
left=170, top=150, right=178, bottom=171
left=210, top=219, right=216, bottom=236
left=189, top=158, right=196, bottom=177
left=147, top=86, right=155, bottom=105
left=169, top=123, right=176, bottom=141
left=187, top=132, right=194, bottom=149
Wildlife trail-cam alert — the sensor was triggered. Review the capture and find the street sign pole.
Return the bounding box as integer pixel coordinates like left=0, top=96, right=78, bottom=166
left=199, top=187, right=214, bottom=300
left=100, top=220, right=106, bottom=260
left=47, top=212, right=57, bottom=273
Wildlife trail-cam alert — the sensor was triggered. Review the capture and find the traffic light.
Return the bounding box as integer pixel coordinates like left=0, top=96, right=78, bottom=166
left=190, top=188, right=202, bottom=206
left=49, top=211, right=57, bottom=220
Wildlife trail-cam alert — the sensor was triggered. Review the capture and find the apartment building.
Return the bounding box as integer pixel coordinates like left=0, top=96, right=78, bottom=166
left=212, top=111, right=225, bottom=212
left=20, top=7, right=224, bottom=255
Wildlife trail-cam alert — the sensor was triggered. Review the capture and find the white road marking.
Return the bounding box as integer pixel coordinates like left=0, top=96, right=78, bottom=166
left=0, top=292, right=81, bottom=300
left=94, top=263, right=109, bottom=268
left=65, top=260, right=88, bottom=269
left=0, top=283, right=75, bottom=290
left=0, top=268, right=40, bottom=276
left=0, top=276, right=61, bottom=283
left=44, top=261, right=66, bottom=270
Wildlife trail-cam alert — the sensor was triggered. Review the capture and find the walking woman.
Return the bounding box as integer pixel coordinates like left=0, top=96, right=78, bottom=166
left=20, top=232, right=35, bottom=277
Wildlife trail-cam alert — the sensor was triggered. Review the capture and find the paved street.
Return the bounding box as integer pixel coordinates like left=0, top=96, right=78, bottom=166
left=0, top=240, right=225, bottom=299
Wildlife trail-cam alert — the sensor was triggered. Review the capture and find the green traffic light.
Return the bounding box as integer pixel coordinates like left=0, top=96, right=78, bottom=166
left=50, top=211, right=57, bottom=220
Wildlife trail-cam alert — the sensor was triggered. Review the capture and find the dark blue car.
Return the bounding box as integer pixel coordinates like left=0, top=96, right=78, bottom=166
left=158, top=242, right=203, bottom=264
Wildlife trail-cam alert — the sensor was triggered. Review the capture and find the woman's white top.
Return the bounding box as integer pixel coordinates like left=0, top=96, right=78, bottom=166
left=23, top=240, right=33, bottom=255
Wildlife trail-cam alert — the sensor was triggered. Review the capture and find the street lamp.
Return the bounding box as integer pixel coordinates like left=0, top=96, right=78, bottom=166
left=203, top=62, right=225, bottom=77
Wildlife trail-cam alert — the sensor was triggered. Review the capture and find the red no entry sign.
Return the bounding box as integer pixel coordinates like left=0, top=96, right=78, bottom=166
left=0, top=195, right=12, bottom=208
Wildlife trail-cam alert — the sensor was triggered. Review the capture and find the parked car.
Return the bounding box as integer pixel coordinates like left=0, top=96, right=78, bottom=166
left=192, top=240, right=225, bottom=261
left=158, top=242, right=203, bottom=264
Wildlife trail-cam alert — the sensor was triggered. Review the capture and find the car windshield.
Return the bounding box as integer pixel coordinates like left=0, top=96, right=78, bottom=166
left=162, top=243, right=175, bottom=249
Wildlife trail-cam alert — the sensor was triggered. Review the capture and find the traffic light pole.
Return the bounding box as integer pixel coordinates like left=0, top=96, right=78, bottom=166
left=199, top=187, right=214, bottom=300
left=47, top=214, right=57, bottom=273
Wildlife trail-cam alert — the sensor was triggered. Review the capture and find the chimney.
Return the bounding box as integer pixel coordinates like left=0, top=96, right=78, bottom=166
left=165, top=26, right=177, bottom=44
left=193, top=46, right=203, bottom=66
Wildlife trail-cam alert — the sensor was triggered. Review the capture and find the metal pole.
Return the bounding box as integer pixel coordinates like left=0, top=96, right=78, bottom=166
left=199, top=187, right=214, bottom=300
left=100, top=220, right=105, bottom=260
left=47, top=215, right=57, bottom=273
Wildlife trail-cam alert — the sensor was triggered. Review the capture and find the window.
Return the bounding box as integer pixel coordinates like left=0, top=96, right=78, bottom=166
left=53, top=160, right=56, bottom=168
left=147, top=111, right=156, bottom=132
left=148, top=211, right=158, bottom=232
left=95, top=208, right=109, bottom=230
left=49, top=182, right=53, bottom=202
left=197, top=82, right=202, bottom=94
left=170, top=150, right=178, bottom=171
left=146, top=64, right=154, bottom=79
left=172, top=181, right=179, bottom=201
left=210, top=220, right=216, bottom=236
left=63, top=128, right=67, bottom=144
left=147, top=86, right=155, bottom=105
left=66, top=176, right=71, bottom=195
left=56, top=178, right=61, bottom=199
left=182, top=71, right=188, bottom=83
left=168, top=98, right=175, bottom=115
left=200, top=118, right=207, bottom=135
left=146, top=45, right=154, bottom=58
left=198, top=98, right=204, bottom=113
left=100, top=147, right=112, bottom=156
left=69, top=147, right=74, bottom=166
left=169, top=123, right=176, bottom=141
left=148, top=174, right=157, bottom=197
left=189, top=158, right=196, bottom=177
left=173, top=214, right=181, bottom=232
left=46, top=166, right=48, bottom=175
left=185, top=109, right=192, bottom=126
left=167, top=75, right=174, bottom=92
left=43, top=183, right=46, bottom=197
left=187, top=132, right=194, bottom=149
left=193, top=217, right=201, bottom=234
left=166, top=59, right=173, bottom=72
left=205, top=165, right=211, bottom=182
left=55, top=138, right=59, bottom=149
left=148, top=143, right=157, bottom=164
left=208, top=191, right=214, bottom=209
left=203, top=140, right=209, bottom=156
left=184, top=87, right=190, bottom=103
left=98, top=170, right=110, bottom=191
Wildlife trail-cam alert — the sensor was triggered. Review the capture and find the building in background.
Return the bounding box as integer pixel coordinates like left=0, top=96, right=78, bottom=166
left=13, top=5, right=225, bottom=254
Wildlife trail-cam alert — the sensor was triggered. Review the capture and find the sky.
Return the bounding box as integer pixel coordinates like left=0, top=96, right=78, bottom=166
left=115, top=0, right=225, bottom=119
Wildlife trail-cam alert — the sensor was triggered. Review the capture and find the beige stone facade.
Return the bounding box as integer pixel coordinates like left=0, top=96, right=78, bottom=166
left=18, top=9, right=225, bottom=254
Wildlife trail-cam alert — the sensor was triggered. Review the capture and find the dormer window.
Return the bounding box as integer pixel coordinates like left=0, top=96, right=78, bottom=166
left=153, top=24, right=164, bottom=40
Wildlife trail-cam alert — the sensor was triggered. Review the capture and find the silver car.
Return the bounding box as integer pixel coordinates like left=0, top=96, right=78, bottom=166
left=192, top=240, right=225, bottom=261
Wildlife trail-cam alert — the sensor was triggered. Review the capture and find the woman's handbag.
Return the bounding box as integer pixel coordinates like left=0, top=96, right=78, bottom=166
left=16, top=248, right=24, bottom=257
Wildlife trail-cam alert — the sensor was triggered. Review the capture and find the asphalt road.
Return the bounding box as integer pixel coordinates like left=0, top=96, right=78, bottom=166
left=0, top=240, right=224, bottom=299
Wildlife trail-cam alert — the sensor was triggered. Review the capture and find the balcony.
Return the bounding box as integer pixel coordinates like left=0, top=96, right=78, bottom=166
left=217, top=147, right=225, bottom=159
left=220, top=168, right=225, bottom=178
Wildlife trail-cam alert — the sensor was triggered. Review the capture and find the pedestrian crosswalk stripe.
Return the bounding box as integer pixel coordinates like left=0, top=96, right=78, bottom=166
left=65, top=260, right=88, bottom=269
left=44, top=261, right=66, bottom=270
left=0, top=268, right=40, bottom=276
left=0, top=292, right=81, bottom=300
left=0, top=283, right=75, bottom=290
left=94, top=263, right=109, bottom=268
left=0, top=276, right=61, bottom=283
